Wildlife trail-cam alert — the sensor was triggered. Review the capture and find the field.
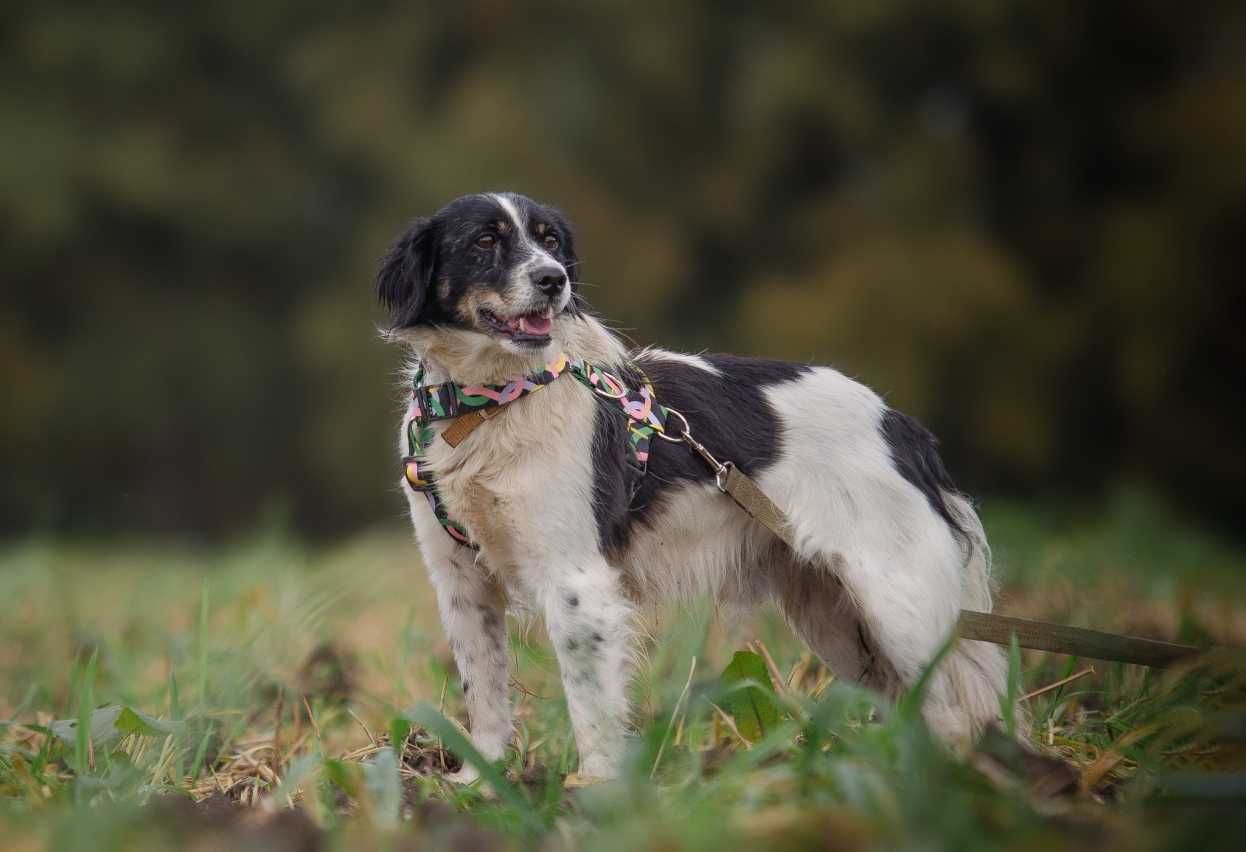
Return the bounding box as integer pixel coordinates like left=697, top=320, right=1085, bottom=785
left=2, top=490, right=1244, bottom=851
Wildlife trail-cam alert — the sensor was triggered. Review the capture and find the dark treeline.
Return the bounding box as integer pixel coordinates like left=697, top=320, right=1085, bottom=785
left=2, top=1, right=1243, bottom=538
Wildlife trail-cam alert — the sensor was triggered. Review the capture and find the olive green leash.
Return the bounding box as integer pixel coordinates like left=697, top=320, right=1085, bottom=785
left=665, top=416, right=1206, bottom=668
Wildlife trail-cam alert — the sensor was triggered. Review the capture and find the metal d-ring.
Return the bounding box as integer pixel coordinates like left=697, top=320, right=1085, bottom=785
left=658, top=406, right=731, bottom=491
left=589, top=367, right=629, bottom=400
left=656, top=408, right=690, bottom=442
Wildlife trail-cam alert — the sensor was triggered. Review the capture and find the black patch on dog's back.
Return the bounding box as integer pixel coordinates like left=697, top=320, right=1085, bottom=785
left=879, top=409, right=965, bottom=534
left=590, top=353, right=810, bottom=558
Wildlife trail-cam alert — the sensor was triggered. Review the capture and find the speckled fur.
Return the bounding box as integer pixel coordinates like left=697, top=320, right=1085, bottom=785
left=380, top=193, right=1007, bottom=781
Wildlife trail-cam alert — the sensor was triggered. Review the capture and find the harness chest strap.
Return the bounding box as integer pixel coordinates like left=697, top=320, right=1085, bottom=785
left=404, top=354, right=668, bottom=549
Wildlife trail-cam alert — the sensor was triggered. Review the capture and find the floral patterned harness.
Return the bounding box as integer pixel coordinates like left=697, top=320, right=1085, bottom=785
left=402, top=354, right=672, bottom=548
left=403, top=354, right=1205, bottom=669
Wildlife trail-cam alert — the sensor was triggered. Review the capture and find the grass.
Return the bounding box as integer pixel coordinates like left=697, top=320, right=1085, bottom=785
left=1, top=489, right=1244, bottom=851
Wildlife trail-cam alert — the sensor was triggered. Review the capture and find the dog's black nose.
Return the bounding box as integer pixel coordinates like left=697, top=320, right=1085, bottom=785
left=531, top=266, right=567, bottom=297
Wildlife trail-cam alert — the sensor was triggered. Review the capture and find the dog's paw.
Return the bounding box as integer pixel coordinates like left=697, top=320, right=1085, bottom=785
left=573, top=754, right=620, bottom=783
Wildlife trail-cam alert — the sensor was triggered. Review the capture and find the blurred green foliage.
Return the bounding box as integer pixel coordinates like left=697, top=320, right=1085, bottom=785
left=2, top=1, right=1243, bottom=537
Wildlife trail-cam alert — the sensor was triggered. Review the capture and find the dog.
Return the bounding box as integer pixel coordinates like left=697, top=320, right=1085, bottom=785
left=378, top=192, right=1007, bottom=781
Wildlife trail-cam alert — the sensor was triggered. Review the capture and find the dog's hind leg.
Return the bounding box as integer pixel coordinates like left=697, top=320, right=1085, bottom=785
left=825, top=528, right=1004, bottom=744
left=768, top=547, right=901, bottom=698
left=773, top=501, right=1007, bottom=745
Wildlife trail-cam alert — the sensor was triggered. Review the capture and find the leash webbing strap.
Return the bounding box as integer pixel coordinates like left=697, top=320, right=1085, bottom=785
left=712, top=457, right=1205, bottom=667
left=957, top=611, right=1200, bottom=668
left=720, top=463, right=797, bottom=550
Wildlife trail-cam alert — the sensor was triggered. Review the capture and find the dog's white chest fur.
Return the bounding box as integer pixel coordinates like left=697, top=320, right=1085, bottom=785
left=422, top=374, right=600, bottom=589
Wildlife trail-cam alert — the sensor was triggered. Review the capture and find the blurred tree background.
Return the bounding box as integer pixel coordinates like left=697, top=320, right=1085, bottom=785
left=2, top=0, right=1243, bottom=540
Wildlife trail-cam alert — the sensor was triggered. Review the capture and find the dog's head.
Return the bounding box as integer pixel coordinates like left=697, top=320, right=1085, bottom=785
left=377, top=193, right=579, bottom=358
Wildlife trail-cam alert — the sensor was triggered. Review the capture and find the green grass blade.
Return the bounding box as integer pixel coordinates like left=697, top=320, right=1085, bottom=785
left=405, top=703, right=541, bottom=832
left=897, top=631, right=958, bottom=725
left=1003, top=633, right=1023, bottom=737
left=74, top=649, right=98, bottom=779
left=196, top=580, right=209, bottom=707
left=361, top=746, right=401, bottom=831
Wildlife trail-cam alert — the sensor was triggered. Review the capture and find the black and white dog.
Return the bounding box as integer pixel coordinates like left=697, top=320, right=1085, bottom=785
left=378, top=192, right=1006, bottom=781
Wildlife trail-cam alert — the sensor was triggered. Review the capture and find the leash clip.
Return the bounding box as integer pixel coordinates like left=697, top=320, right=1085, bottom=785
left=660, top=408, right=730, bottom=492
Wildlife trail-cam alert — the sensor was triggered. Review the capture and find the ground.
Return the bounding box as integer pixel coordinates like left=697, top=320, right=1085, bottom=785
left=1, top=490, right=1244, bottom=851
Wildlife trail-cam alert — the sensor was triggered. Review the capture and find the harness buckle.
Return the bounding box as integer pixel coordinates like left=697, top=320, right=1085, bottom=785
left=441, top=386, right=460, bottom=418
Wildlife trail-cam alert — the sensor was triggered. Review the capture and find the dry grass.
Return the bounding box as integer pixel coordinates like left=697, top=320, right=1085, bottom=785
left=2, top=495, right=1245, bottom=850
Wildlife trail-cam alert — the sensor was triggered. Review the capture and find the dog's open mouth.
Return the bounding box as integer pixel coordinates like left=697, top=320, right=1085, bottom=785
left=479, top=307, right=556, bottom=346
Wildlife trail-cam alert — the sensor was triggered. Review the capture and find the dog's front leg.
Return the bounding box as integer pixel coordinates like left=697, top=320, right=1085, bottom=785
left=426, top=556, right=512, bottom=782
left=538, top=557, right=634, bottom=780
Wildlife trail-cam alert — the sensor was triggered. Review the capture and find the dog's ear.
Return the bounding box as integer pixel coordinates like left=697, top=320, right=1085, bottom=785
left=377, top=217, right=437, bottom=328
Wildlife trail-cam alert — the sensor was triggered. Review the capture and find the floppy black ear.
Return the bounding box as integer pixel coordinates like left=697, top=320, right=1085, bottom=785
left=377, top=217, right=436, bottom=328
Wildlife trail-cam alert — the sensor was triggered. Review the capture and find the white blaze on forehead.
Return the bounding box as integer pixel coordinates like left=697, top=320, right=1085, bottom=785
left=491, top=193, right=526, bottom=234
left=490, top=193, right=566, bottom=313
left=494, top=193, right=564, bottom=280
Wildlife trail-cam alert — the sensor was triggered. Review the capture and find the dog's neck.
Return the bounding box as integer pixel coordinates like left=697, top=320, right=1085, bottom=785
left=397, top=313, right=629, bottom=386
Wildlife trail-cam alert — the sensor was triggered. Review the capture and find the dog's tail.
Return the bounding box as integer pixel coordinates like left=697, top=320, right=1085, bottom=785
left=922, top=493, right=1019, bottom=744
left=947, top=492, right=993, bottom=613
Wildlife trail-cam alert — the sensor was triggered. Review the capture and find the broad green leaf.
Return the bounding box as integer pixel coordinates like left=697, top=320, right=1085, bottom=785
left=322, top=758, right=362, bottom=798
left=361, top=746, right=401, bottom=831
left=50, top=705, right=184, bottom=748
left=389, top=717, right=411, bottom=753
left=718, top=651, right=779, bottom=741
left=115, top=706, right=181, bottom=738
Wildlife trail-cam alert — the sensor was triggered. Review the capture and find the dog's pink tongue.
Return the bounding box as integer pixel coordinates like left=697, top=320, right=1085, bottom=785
left=519, top=314, right=553, bottom=336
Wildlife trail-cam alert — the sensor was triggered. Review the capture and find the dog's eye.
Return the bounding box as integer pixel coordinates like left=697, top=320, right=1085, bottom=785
left=475, top=234, right=496, bottom=250
left=542, top=234, right=560, bottom=252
